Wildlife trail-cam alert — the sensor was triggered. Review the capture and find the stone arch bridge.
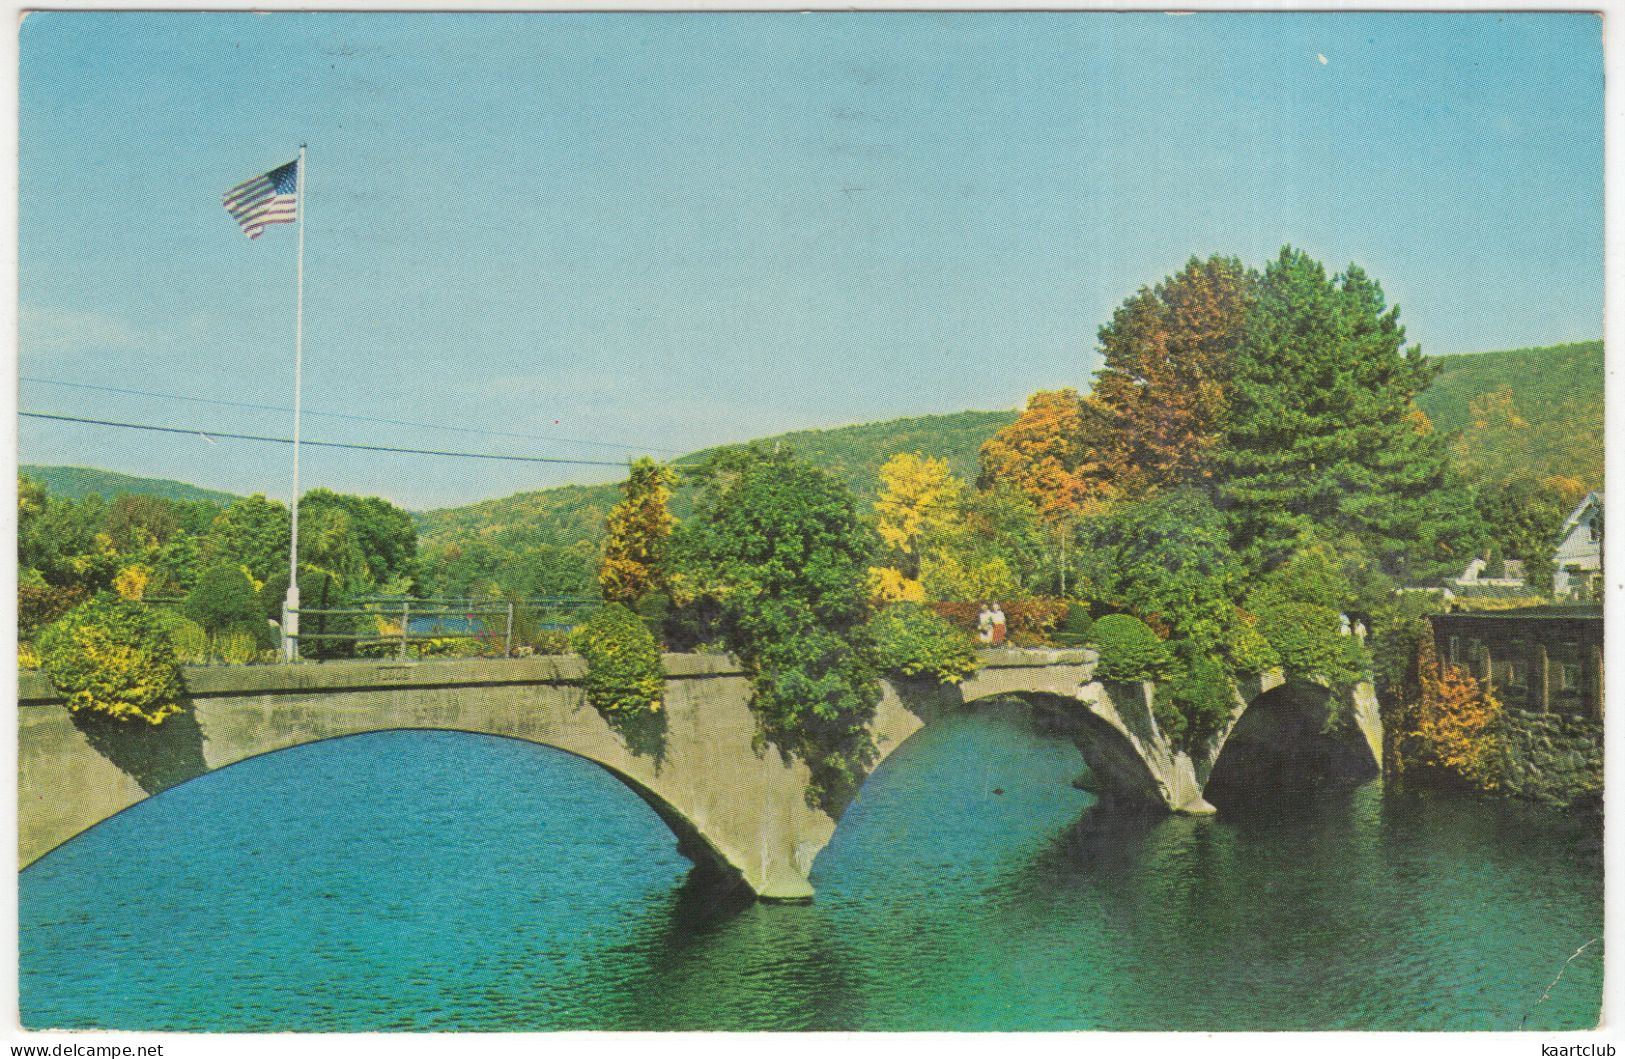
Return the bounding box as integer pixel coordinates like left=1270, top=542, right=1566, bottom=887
left=19, top=650, right=1381, bottom=900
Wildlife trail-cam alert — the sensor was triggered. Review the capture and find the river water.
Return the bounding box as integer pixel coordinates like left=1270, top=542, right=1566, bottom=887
left=20, top=702, right=1603, bottom=1031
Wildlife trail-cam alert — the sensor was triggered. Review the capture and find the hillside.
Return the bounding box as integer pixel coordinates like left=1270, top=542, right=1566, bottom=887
left=1417, top=340, right=1603, bottom=488
left=19, top=465, right=239, bottom=506
left=415, top=409, right=1017, bottom=549
left=418, top=341, right=1602, bottom=555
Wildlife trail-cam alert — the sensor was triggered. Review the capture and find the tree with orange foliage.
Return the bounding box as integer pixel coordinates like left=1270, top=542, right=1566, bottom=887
left=1404, top=633, right=1506, bottom=790
left=1087, top=255, right=1253, bottom=494
left=978, top=389, right=1114, bottom=593
left=977, top=389, right=1112, bottom=525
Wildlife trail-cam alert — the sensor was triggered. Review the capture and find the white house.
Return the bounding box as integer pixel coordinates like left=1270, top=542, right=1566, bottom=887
left=1552, top=492, right=1603, bottom=600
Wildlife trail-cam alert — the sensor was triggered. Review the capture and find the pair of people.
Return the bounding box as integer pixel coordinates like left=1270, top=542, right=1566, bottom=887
left=976, top=603, right=1007, bottom=646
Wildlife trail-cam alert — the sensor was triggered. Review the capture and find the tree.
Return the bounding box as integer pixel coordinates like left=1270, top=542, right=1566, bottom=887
left=1473, top=477, right=1570, bottom=590
left=1216, top=248, right=1476, bottom=579
left=1088, top=255, right=1253, bottom=494
left=671, top=445, right=878, bottom=809
left=38, top=595, right=184, bottom=724
left=185, top=564, right=269, bottom=644
left=872, top=452, right=963, bottom=579
left=299, top=489, right=417, bottom=590
left=598, top=458, right=677, bottom=606
left=978, top=390, right=1113, bottom=592
left=1073, top=489, right=1239, bottom=655
left=200, top=495, right=290, bottom=587
left=978, top=389, right=1112, bottom=524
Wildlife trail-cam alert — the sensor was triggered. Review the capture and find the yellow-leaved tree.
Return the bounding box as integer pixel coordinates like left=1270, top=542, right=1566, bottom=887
left=868, top=453, right=963, bottom=602
left=599, top=458, right=678, bottom=606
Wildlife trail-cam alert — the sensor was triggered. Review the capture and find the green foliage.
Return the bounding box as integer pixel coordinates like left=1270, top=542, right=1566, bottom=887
left=159, top=616, right=210, bottom=665
left=1217, top=248, right=1478, bottom=581
left=1087, top=614, right=1174, bottom=683
left=263, top=568, right=359, bottom=660
left=864, top=602, right=979, bottom=684
left=38, top=595, right=185, bottom=724
left=1074, top=489, right=1238, bottom=653
left=300, top=489, right=418, bottom=590
left=1052, top=604, right=1094, bottom=646
left=1158, top=647, right=1237, bottom=749
left=672, top=446, right=880, bottom=809
left=18, top=579, right=88, bottom=638
left=185, top=565, right=265, bottom=639
left=1253, top=601, right=1367, bottom=692
left=1418, top=340, right=1603, bottom=490
left=200, top=494, right=290, bottom=587
left=19, top=465, right=239, bottom=505
left=599, top=458, right=677, bottom=606
left=1473, top=478, right=1570, bottom=589
left=570, top=604, right=665, bottom=717
left=1226, top=618, right=1280, bottom=675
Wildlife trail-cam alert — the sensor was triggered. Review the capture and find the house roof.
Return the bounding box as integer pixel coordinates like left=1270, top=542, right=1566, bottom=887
left=1558, top=491, right=1604, bottom=541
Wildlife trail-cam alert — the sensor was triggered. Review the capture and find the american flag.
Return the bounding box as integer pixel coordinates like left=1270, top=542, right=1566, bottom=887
left=222, top=159, right=299, bottom=239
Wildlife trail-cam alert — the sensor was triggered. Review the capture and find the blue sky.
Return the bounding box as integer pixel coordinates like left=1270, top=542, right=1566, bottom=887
left=18, top=11, right=1603, bottom=510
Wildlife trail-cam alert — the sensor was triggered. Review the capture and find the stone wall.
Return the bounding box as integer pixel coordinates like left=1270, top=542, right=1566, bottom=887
left=1495, top=706, right=1603, bottom=807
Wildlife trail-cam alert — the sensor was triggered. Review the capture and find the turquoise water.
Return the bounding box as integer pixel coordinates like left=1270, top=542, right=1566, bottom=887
left=20, top=704, right=1604, bottom=1031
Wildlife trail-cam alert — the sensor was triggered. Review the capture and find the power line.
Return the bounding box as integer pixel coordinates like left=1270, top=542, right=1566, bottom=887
left=19, top=375, right=684, bottom=455
left=21, top=411, right=639, bottom=469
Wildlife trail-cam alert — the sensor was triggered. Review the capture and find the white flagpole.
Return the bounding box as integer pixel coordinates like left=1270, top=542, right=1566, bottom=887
left=283, top=144, right=307, bottom=662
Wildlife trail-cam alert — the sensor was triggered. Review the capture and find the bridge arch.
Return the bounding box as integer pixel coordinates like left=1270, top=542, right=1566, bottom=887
left=1202, top=678, right=1381, bottom=809
left=21, top=649, right=1220, bottom=901
left=23, top=724, right=729, bottom=885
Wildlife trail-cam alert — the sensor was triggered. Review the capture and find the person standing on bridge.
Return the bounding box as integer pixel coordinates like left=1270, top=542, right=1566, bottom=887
left=990, top=603, right=1007, bottom=646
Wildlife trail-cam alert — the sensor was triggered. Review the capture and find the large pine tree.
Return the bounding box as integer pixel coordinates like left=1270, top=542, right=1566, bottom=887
left=1217, top=247, right=1476, bottom=578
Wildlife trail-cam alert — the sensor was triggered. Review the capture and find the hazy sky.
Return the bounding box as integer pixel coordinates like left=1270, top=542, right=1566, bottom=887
left=18, top=11, right=1604, bottom=510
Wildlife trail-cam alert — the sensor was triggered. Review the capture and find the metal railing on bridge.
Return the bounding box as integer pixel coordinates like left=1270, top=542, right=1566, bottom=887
left=288, top=596, right=602, bottom=661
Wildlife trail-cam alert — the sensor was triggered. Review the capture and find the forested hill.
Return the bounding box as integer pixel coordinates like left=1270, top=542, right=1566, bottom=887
left=414, top=409, right=1017, bottom=548
left=22, top=340, right=1601, bottom=548
left=1415, top=340, right=1603, bottom=488
left=19, top=465, right=240, bottom=506
left=416, top=341, right=1602, bottom=553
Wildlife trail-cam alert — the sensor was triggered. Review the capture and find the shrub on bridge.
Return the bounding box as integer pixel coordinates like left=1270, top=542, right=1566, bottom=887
left=570, top=603, right=665, bottom=718
left=863, top=602, right=979, bottom=684
left=1087, top=613, right=1174, bottom=683
left=1051, top=604, right=1095, bottom=647
left=1253, top=600, right=1367, bottom=692
left=1158, top=649, right=1237, bottom=750
left=38, top=594, right=185, bottom=725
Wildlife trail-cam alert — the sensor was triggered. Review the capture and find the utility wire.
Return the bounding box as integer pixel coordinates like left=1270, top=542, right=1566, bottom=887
left=21, top=411, right=639, bottom=468
left=20, top=375, right=684, bottom=455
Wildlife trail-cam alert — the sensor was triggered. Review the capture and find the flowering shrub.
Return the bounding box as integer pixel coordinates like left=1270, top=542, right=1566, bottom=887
left=570, top=603, right=665, bottom=718
left=38, top=595, right=185, bottom=724
left=864, top=602, right=979, bottom=684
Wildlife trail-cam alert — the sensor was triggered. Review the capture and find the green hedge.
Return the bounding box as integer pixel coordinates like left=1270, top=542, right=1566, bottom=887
left=38, top=595, right=185, bottom=724
left=1088, top=613, right=1174, bottom=683
left=864, top=602, right=979, bottom=684
left=570, top=603, right=665, bottom=718
left=1254, top=600, right=1367, bottom=690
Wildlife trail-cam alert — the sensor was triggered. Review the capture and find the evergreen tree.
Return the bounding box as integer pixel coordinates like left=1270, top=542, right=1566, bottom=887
left=1217, top=248, right=1476, bottom=579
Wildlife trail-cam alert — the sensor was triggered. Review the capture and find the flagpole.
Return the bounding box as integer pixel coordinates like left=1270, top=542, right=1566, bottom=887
left=283, top=144, right=307, bottom=662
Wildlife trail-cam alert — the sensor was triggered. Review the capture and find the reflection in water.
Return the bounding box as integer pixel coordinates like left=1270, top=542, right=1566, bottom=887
left=21, top=712, right=1603, bottom=1032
